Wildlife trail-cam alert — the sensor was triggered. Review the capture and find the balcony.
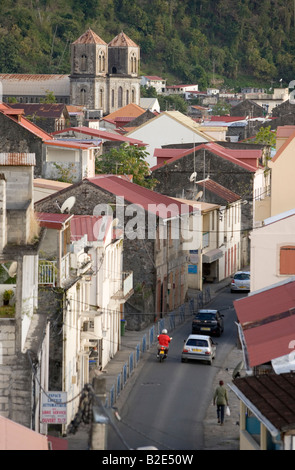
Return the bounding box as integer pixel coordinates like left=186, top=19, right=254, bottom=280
left=38, top=251, right=92, bottom=287
left=112, top=271, right=133, bottom=301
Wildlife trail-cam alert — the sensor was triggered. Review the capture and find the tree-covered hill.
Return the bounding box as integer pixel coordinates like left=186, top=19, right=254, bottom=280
left=1, top=0, right=295, bottom=90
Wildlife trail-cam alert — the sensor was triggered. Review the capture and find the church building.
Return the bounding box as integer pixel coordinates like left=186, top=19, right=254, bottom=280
left=0, top=29, right=141, bottom=116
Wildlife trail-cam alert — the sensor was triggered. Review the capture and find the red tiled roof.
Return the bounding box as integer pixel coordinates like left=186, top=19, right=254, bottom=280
left=72, top=29, right=107, bottom=45
left=234, top=280, right=295, bottom=367
left=86, top=175, right=196, bottom=219
left=108, top=32, right=138, bottom=48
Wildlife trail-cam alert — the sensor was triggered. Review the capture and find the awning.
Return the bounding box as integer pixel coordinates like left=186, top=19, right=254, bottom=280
left=203, top=248, right=223, bottom=263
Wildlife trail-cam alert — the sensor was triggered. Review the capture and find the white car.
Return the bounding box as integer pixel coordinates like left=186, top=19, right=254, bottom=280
left=231, top=271, right=250, bottom=292
left=181, top=334, right=216, bottom=365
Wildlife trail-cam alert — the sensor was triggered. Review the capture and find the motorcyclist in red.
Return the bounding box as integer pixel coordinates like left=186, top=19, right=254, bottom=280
left=157, top=329, right=172, bottom=357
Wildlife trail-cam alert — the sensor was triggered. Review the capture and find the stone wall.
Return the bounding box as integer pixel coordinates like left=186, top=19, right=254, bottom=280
left=0, top=319, right=32, bottom=427
left=0, top=113, right=43, bottom=177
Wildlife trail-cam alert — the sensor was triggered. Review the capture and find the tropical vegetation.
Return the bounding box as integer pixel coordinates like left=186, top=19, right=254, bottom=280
left=0, top=0, right=295, bottom=90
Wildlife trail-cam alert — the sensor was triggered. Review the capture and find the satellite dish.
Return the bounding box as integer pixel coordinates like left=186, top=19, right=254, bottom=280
left=60, top=196, right=76, bottom=213
left=189, top=172, right=197, bottom=182
left=232, top=360, right=244, bottom=379
left=8, top=262, right=17, bottom=277
left=195, top=191, right=203, bottom=201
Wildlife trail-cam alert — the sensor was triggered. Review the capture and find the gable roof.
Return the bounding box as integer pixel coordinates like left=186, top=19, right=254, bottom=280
left=151, top=142, right=260, bottom=172
left=234, top=278, right=295, bottom=368
left=9, top=103, right=68, bottom=119
left=0, top=104, right=53, bottom=141
left=102, top=103, right=145, bottom=121
left=125, top=110, right=215, bottom=142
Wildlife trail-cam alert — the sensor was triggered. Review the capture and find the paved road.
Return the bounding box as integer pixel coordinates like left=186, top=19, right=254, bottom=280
left=107, top=288, right=240, bottom=450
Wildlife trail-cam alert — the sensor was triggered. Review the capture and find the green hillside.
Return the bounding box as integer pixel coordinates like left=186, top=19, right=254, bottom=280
left=1, top=0, right=295, bottom=90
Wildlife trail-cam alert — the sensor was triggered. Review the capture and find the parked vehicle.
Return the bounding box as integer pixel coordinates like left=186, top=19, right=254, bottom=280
left=192, top=309, right=224, bottom=336
left=181, top=334, right=216, bottom=365
left=230, top=271, right=250, bottom=293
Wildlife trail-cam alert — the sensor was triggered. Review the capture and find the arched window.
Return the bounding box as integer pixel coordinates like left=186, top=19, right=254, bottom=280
left=98, top=51, right=105, bottom=72
left=130, top=53, right=137, bottom=74
left=81, top=55, right=87, bottom=71
left=99, top=89, right=103, bottom=108
left=80, top=88, right=86, bottom=105
left=111, top=89, right=115, bottom=108
left=131, top=89, right=135, bottom=103
left=126, top=90, right=129, bottom=105
left=118, top=86, right=123, bottom=108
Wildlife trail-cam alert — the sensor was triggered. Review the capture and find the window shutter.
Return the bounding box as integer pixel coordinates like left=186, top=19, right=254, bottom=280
left=280, top=246, right=295, bottom=275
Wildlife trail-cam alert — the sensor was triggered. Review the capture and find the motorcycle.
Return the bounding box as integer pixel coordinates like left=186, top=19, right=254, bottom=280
left=157, top=337, right=172, bottom=362
left=157, top=345, right=168, bottom=362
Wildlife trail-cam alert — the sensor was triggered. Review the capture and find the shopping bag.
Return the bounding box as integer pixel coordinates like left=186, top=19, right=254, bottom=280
left=226, top=406, right=230, bottom=416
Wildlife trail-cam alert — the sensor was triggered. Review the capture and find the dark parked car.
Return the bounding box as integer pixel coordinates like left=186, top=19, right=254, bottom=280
left=192, top=309, right=224, bottom=337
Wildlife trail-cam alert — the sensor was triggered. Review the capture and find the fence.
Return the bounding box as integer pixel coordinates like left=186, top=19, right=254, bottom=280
left=104, top=291, right=211, bottom=408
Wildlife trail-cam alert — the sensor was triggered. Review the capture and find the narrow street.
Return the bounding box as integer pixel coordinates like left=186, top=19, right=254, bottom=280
left=107, top=287, right=244, bottom=450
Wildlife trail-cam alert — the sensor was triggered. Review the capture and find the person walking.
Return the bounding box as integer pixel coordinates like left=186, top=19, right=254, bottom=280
left=213, top=380, right=229, bottom=425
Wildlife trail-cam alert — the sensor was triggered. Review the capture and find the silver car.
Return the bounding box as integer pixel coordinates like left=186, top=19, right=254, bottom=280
left=230, top=271, right=250, bottom=292
left=181, top=334, right=216, bottom=365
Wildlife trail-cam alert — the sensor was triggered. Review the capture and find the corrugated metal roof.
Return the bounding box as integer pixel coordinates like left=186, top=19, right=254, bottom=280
left=196, top=178, right=241, bottom=203
left=71, top=215, right=112, bottom=243
left=0, top=74, right=70, bottom=96
left=36, top=212, right=73, bottom=230
left=234, top=279, right=295, bottom=367
left=86, top=175, right=196, bottom=219
left=52, top=126, right=146, bottom=146
left=0, top=153, right=35, bottom=166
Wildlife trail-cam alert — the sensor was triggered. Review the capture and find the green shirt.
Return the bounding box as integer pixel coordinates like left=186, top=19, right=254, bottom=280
left=213, top=385, right=228, bottom=406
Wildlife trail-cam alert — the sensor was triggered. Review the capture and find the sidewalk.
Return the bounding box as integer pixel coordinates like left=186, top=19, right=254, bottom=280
left=67, top=276, right=242, bottom=450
